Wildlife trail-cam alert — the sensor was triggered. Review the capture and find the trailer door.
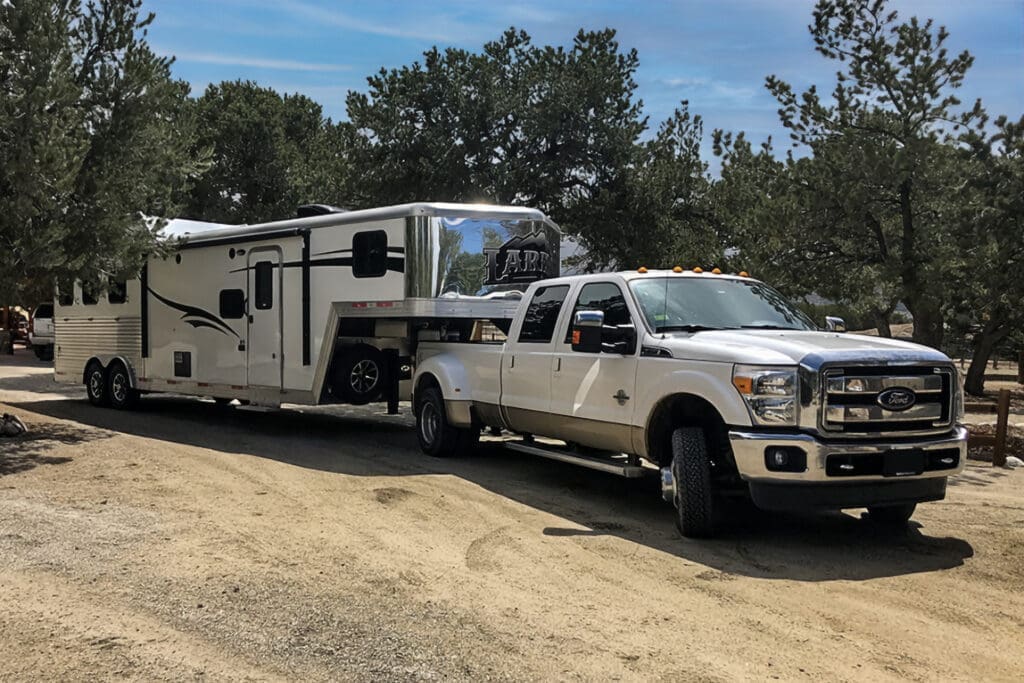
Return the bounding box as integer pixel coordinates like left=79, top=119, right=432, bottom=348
left=247, top=248, right=283, bottom=388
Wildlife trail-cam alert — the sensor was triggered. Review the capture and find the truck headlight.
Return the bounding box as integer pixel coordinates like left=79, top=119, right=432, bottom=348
left=732, top=364, right=798, bottom=426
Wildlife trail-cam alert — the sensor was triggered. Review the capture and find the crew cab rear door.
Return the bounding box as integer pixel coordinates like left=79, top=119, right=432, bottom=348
left=548, top=281, right=639, bottom=453
left=500, top=283, right=571, bottom=433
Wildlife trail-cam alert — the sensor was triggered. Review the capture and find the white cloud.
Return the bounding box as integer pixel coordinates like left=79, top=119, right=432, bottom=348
left=167, top=49, right=351, bottom=73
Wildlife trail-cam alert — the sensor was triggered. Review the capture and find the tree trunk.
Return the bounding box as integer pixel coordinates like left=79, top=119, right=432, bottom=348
left=873, top=310, right=892, bottom=338
left=908, top=302, right=945, bottom=349
left=897, top=179, right=945, bottom=349
left=964, top=325, right=1010, bottom=396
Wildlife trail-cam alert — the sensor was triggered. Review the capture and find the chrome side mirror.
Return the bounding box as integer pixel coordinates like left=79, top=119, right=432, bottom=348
left=825, top=316, right=847, bottom=333
left=571, top=310, right=604, bottom=353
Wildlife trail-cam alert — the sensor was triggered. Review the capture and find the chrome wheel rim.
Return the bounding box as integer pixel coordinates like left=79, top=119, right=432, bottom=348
left=111, top=372, right=127, bottom=403
left=88, top=371, right=103, bottom=398
left=349, top=359, right=379, bottom=394
left=420, top=402, right=439, bottom=445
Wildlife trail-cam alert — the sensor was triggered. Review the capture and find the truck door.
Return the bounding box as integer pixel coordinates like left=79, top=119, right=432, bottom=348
left=500, top=283, right=571, bottom=433
left=549, top=281, right=639, bottom=453
left=247, top=248, right=283, bottom=388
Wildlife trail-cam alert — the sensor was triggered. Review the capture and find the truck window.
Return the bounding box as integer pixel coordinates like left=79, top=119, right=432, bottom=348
left=518, top=284, right=569, bottom=343
left=254, top=261, right=274, bottom=310
left=108, top=277, right=127, bottom=304
left=34, top=303, right=53, bottom=319
left=352, top=230, right=387, bottom=278
left=565, top=282, right=631, bottom=341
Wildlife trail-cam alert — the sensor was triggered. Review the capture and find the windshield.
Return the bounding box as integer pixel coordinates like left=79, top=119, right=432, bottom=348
left=629, top=278, right=816, bottom=333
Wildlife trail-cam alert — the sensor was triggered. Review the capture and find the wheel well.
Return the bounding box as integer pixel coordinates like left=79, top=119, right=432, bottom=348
left=413, top=373, right=440, bottom=412
left=646, top=393, right=730, bottom=468
left=82, top=357, right=105, bottom=384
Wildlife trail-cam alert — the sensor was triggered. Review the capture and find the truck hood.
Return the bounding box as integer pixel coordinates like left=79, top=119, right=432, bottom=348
left=651, top=330, right=950, bottom=367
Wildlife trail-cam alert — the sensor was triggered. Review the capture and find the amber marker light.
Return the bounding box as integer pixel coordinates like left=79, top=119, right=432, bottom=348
left=638, top=266, right=648, bottom=273
left=739, top=271, right=749, bottom=277
left=712, top=267, right=722, bottom=274
left=693, top=266, right=704, bottom=273
left=732, top=375, right=753, bottom=394
left=672, top=266, right=683, bottom=273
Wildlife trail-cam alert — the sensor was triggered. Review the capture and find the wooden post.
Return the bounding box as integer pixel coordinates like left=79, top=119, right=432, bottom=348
left=993, top=388, right=1011, bottom=467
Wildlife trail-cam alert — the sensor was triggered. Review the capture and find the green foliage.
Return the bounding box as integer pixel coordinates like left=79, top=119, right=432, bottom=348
left=0, top=0, right=199, bottom=303
left=185, top=80, right=349, bottom=224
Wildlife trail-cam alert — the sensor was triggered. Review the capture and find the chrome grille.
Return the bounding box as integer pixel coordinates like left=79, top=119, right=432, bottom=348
left=821, top=365, right=953, bottom=436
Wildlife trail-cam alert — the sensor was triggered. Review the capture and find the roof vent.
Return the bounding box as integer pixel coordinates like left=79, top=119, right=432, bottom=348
left=296, top=204, right=349, bottom=218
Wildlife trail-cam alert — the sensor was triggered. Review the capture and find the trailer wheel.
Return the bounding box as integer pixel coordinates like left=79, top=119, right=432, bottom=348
left=106, top=362, right=138, bottom=410
left=416, top=387, right=478, bottom=457
left=670, top=427, right=716, bottom=538
left=866, top=503, right=916, bottom=525
left=85, top=361, right=108, bottom=407
left=330, top=346, right=384, bottom=405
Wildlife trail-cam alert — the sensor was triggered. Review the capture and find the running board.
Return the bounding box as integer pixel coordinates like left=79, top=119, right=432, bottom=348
left=504, top=442, right=649, bottom=478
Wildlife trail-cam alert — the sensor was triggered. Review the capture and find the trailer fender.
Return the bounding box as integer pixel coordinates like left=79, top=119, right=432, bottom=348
left=413, top=354, right=474, bottom=427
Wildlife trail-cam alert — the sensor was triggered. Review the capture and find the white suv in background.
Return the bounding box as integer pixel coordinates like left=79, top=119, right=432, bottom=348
left=30, top=303, right=55, bottom=361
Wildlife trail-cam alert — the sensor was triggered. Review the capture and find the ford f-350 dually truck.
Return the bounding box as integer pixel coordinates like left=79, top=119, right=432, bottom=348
left=412, top=269, right=967, bottom=538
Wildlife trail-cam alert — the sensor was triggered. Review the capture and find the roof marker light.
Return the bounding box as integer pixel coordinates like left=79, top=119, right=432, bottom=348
left=739, top=271, right=749, bottom=277
left=638, top=266, right=648, bottom=273
left=712, top=267, right=722, bottom=274
left=693, top=267, right=704, bottom=274
left=672, top=266, right=683, bottom=273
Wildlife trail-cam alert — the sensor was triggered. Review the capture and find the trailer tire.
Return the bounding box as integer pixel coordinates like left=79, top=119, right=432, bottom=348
left=330, top=346, right=384, bottom=405
left=416, top=387, right=478, bottom=457
left=85, top=361, right=108, bottom=407
left=106, top=361, right=138, bottom=410
left=670, top=427, right=716, bottom=538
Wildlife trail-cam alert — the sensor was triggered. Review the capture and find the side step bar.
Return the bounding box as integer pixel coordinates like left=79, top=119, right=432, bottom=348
left=504, top=441, right=650, bottom=478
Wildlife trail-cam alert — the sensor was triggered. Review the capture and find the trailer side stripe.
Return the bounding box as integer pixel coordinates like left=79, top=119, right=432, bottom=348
left=147, top=288, right=239, bottom=339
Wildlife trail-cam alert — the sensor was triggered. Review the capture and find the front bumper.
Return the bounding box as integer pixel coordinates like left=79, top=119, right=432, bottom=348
left=727, top=426, right=967, bottom=509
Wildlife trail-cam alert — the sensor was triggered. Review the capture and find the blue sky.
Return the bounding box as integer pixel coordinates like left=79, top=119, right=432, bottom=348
left=144, top=0, right=1023, bottom=156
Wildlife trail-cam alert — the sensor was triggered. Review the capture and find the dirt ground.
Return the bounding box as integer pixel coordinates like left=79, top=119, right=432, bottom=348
left=1, top=347, right=1023, bottom=682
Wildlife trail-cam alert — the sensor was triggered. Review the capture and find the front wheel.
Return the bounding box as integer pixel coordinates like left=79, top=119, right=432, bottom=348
left=867, top=503, right=916, bottom=525
left=416, top=386, right=478, bottom=457
left=85, top=362, right=108, bottom=407
left=670, top=427, right=716, bottom=538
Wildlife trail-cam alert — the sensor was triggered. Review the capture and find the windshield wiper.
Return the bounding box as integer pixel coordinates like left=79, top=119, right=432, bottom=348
left=740, top=324, right=801, bottom=330
left=656, top=324, right=729, bottom=333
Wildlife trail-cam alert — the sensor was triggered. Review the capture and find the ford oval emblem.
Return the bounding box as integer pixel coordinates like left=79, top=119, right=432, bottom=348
left=877, top=387, right=916, bottom=411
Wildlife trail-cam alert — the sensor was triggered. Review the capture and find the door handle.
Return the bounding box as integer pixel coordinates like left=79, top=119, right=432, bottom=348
left=555, top=357, right=561, bottom=372
left=238, top=340, right=246, bottom=351
left=510, top=355, right=515, bottom=369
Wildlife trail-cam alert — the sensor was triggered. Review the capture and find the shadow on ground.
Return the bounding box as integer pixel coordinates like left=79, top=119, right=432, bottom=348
left=7, top=393, right=975, bottom=582
left=0, top=420, right=105, bottom=475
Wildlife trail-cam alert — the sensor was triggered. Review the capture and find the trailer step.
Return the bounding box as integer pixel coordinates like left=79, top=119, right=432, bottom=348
left=503, top=441, right=650, bottom=478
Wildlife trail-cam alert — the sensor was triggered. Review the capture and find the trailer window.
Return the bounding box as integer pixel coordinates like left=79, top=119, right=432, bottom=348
left=56, top=278, right=73, bottom=306
left=254, top=261, right=274, bottom=310
left=81, top=281, right=99, bottom=305
left=219, top=289, right=245, bottom=319
left=518, top=285, right=569, bottom=343
left=352, top=230, right=388, bottom=278
left=108, top=278, right=127, bottom=304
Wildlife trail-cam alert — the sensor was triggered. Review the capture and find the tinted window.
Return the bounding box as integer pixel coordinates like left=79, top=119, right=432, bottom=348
left=56, top=278, right=73, bottom=306
left=565, top=282, right=631, bottom=342
left=353, top=230, right=387, bottom=278
left=108, top=278, right=127, bottom=304
left=34, top=303, right=53, bottom=319
left=219, top=289, right=245, bottom=319
left=254, top=261, right=274, bottom=310
left=518, top=285, right=569, bottom=343
left=81, top=281, right=99, bottom=305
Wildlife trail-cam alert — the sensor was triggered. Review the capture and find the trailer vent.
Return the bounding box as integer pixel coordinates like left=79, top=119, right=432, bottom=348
left=173, top=351, right=192, bottom=378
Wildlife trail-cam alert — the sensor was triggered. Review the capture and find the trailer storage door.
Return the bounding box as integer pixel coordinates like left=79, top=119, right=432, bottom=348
left=247, top=248, right=283, bottom=388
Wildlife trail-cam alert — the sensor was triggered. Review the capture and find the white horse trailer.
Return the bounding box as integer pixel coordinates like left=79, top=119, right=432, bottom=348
left=53, top=203, right=560, bottom=411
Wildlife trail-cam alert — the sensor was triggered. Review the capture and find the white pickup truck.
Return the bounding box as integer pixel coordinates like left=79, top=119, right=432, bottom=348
left=412, top=269, right=967, bottom=538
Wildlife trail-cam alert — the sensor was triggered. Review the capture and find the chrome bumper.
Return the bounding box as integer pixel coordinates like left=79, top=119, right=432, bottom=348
left=728, top=426, right=968, bottom=483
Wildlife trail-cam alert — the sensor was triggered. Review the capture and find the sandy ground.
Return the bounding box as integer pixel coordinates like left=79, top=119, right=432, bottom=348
left=1, top=347, right=1023, bottom=682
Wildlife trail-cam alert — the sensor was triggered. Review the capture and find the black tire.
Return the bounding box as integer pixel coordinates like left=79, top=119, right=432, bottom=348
left=416, top=386, right=478, bottom=458
left=330, top=346, right=384, bottom=405
left=106, top=362, right=138, bottom=410
left=213, top=397, right=233, bottom=406
left=867, top=503, right=916, bottom=525
left=34, top=345, right=53, bottom=361
left=85, top=361, right=108, bottom=407
left=670, top=427, right=716, bottom=538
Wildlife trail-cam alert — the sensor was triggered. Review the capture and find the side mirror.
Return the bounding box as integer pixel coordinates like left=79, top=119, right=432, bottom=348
left=602, top=324, right=637, bottom=355
left=571, top=310, right=604, bottom=353
left=825, top=316, right=847, bottom=333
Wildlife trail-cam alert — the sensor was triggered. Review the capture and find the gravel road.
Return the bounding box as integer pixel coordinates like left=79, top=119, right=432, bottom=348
left=1, top=348, right=1022, bottom=681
